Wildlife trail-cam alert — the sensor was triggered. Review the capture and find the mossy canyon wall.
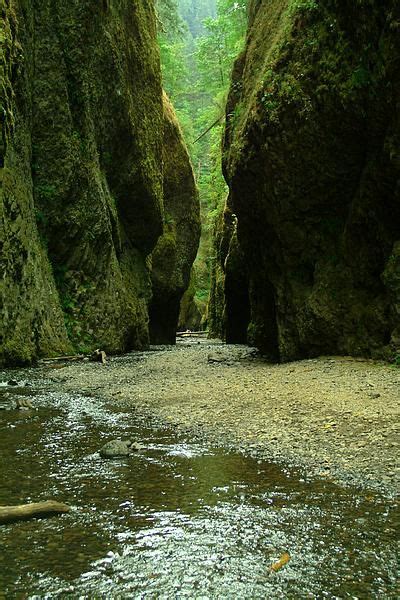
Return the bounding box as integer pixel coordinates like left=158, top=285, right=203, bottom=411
left=1, top=0, right=199, bottom=365
left=149, top=93, right=200, bottom=344
left=210, top=0, right=400, bottom=361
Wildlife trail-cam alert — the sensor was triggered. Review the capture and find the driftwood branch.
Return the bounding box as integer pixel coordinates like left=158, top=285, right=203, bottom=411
left=40, top=348, right=107, bottom=364
left=176, top=331, right=209, bottom=338
left=40, top=355, right=84, bottom=363
left=0, top=501, right=70, bottom=524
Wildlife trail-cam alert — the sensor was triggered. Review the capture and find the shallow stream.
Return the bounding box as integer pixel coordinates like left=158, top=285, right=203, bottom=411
left=0, top=364, right=398, bottom=598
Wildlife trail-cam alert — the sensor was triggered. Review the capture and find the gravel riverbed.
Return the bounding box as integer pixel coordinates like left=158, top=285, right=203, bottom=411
left=48, top=338, right=399, bottom=496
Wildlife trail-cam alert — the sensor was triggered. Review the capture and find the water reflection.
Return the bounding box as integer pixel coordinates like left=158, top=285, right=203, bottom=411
left=0, top=375, right=398, bottom=598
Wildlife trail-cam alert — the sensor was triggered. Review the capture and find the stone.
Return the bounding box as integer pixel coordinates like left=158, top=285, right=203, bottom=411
left=99, top=440, right=131, bottom=459
left=130, top=442, right=144, bottom=452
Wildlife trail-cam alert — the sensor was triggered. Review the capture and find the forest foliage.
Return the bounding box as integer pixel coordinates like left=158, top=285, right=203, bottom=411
left=155, top=0, right=248, bottom=305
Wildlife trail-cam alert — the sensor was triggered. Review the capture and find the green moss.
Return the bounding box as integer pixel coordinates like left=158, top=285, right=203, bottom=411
left=1, top=1, right=72, bottom=366
left=1, top=0, right=168, bottom=363
left=218, top=0, right=400, bottom=360
left=149, top=93, right=201, bottom=344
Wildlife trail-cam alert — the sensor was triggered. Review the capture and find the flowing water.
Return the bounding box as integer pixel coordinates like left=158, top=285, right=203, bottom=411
left=0, top=366, right=398, bottom=599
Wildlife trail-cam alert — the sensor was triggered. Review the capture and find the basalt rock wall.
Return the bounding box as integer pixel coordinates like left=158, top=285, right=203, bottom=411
left=212, top=0, right=400, bottom=361
left=149, top=94, right=200, bottom=344
left=1, top=0, right=194, bottom=365
left=2, top=0, right=73, bottom=364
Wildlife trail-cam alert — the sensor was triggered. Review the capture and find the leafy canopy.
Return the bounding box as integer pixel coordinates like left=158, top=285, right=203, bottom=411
left=157, top=0, right=248, bottom=299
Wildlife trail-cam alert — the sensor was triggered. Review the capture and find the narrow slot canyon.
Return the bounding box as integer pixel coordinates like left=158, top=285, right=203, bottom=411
left=1, top=1, right=399, bottom=597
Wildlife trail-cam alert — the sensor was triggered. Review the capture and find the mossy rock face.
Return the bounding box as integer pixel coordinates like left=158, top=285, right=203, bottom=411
left=178, top=268, right=204, bottom=332
left=207, top=211, right=228, bottom=341
left=219, top=0, right=400, bottom=361
left=149, top=93, right=201, bottom=344
left=1, top=2, right=71, bottom=365
left=1, top=0, right=164, bottom=363
left=208, top=202, right=250, bottom=344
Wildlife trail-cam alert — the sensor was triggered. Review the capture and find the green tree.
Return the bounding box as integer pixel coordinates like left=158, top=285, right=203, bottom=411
left=157, top=0, right=248, bottom=306
left=155, top=0, right=184, bottom=37
left=197, top=1, right=247, bottom=94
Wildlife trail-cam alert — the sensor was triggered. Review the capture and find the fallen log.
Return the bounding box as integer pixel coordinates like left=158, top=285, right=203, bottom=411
left=39, top=355, right=84, bottom=363
left=176, top=331, right=209, bottom=338
left=0, top=501, right=70, bottom=524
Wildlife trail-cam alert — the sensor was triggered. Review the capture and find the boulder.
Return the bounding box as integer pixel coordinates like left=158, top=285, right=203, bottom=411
left=99, top=440, right=131, bottom=459
left=99, top=439, right=143, bottom=459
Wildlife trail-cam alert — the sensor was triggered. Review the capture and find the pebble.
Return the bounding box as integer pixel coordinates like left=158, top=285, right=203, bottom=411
left=46, top=340, right=399, bottom=494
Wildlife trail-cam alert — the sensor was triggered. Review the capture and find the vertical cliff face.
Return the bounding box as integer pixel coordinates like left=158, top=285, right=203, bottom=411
left=1, top=0, right=72, bottom=364
left=208, top=201, right=250, bottom=343
left=211, top=0, right=400, bottom=360
left=30, top=0, right=164, bottom=356
left=149, top=94, right=200, bottom=344
left=1, top=0, right=167, bottom=364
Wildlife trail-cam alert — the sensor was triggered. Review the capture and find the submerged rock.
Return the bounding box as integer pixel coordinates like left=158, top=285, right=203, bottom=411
left=99, top=439, right=143, bottom=459
left=99, top=440, right=130, bottom=459
left=210, top=0, right=400, bottom=362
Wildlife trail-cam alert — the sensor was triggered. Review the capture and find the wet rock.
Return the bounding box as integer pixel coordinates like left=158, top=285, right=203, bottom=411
left=15, top=398, right=34, bottom=410
left=99, top=439, right=143, bottom=459
left=7, top=380, right=18, bottom=387
left=99, top=440, right=131, bottom=459
left=130, top=442, right=144, bottom=452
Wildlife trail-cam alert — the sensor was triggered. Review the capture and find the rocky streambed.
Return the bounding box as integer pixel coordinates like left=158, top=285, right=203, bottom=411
left=0, top=339, right=399, bottom=597
left=46, top=337, right=400, bottom=496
